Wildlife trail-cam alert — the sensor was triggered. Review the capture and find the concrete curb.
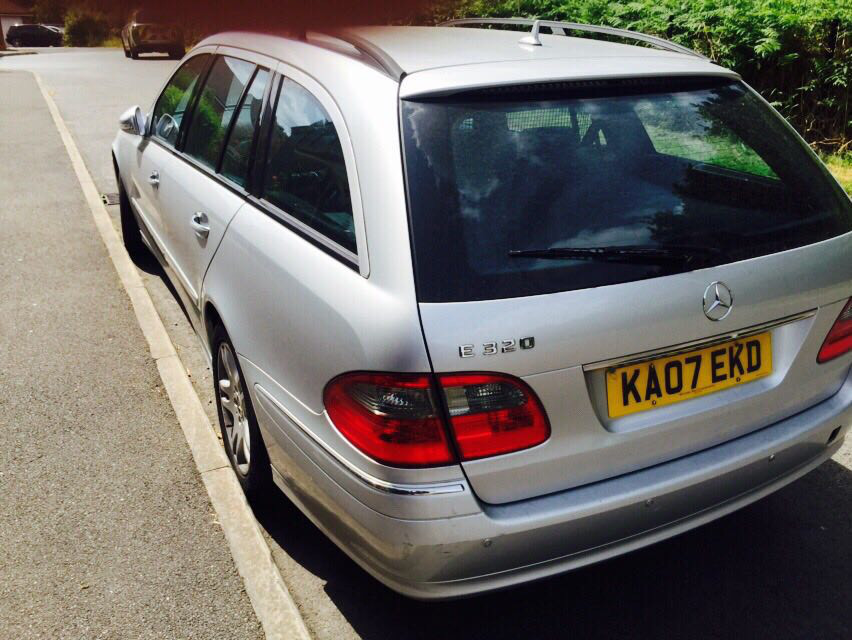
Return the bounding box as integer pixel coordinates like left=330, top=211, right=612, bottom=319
left=0, top=50, right=37, bottom=58
left=34, top=71, right=311, bottom=640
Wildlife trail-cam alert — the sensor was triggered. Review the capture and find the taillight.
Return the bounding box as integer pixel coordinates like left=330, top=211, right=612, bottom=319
left=324, top=371, right=550, bottom=467
left=439, top=373, right=550, bottom=460
left=817, top=299, right=852, bottom=363
left=324, top=373, right=453, bottom=467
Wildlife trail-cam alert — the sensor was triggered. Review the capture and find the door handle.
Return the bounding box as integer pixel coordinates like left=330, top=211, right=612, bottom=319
left=148, top=171, right=160, bottom=188
left=191, top=212, right=210, bottom=239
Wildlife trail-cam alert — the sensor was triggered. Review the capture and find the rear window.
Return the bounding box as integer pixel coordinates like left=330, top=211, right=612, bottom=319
left=401, top=79, right=852, bottom=302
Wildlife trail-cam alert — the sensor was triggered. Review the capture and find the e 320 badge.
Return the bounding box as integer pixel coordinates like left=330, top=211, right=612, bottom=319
left=458, top=337, right=535, bottom=358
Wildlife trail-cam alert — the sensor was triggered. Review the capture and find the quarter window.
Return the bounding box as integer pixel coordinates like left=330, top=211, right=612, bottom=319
left=184, top=56, right=256, bottom=170
left=151, top=54, right=209, bottom=147
left=262, top=78, right=356, bottom=255
left=220, top=69, right=269, bottom=188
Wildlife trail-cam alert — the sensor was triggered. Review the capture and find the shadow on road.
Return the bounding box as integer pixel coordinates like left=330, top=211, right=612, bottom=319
left=127, top=243, right=197, bottom=328
left=254, top=458, right=851, bottom=640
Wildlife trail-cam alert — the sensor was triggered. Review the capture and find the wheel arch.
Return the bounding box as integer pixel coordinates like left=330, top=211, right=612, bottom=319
left=203, top=300, right=224, bottom=356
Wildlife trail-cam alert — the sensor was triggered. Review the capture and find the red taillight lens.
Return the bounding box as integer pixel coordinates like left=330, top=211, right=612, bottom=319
left=817, top=299, right=852, bottom=363
left=439, top=373, right=550, bottom=460
left=324, top=373, right=453, bottom=467
left=325, top=371, right=551, bottom=467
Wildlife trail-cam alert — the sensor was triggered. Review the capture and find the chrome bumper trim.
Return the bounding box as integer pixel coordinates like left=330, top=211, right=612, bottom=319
left=253, top=383, right=466, bottom=496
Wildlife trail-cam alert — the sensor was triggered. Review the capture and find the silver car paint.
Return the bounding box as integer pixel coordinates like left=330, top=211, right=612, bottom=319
left=113, top=27, right=852, bottom=598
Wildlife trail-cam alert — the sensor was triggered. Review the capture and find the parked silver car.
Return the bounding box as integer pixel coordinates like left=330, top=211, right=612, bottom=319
left=121, top=9, right=184, bottom=60
left=112, top=20, right=852, bottom=599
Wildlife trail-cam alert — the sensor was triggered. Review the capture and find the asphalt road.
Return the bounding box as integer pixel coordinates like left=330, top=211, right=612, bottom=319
left=3, top=47, right=850, bottom=640
left=0, top=56, right=263, bottom=638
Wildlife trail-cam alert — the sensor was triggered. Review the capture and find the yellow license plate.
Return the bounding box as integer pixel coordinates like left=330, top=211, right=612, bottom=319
left=606, top=332, right=772, bottom=418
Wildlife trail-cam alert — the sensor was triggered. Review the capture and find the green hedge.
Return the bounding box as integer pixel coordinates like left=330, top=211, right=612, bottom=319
left=63, top=6, right=109, bottom=47
left=434, top=1, right=850, bottom=150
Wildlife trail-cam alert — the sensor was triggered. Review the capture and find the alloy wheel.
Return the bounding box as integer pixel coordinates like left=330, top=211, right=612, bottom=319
left=217, top=342, right=251, bottom=476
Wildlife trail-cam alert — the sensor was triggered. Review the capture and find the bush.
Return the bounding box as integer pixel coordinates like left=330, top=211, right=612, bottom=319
left=63, top=6, right=109, bottom=47
left=436, top=0, right=851, bottom=150
left=34, top=0, right=67, bottom=25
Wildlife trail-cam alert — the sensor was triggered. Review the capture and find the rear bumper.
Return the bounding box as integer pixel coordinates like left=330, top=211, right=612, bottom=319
left=136, top=41, right=181, bottom=50
left=262, top=367, right=851, bottom=599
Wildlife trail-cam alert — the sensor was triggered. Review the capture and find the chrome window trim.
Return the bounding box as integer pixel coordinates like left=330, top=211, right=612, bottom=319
left=253, top=384, right=466, bottom=496
left=582, top=309, right=818, bottom=372
left=250, top=196, right=360, bottom=267
left=153, top=135, right=254, bottom=199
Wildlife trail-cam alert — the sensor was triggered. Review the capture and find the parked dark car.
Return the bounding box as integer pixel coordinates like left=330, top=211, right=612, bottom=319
left=5, top=24, right=63, bottom=47
left=120, top=9, right=184, bottom=60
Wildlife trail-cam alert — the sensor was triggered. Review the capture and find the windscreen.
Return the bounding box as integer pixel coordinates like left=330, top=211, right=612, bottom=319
left=401, top=78, right=852, bottom=302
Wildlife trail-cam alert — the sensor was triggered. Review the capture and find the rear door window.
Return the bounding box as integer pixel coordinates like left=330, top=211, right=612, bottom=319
left=401, top=79, right=852, bottom=302
left=220, top=68, right=269, bottom=188
left=183, top=56, right=256, bottom=170
left=151, top=54, right=209, bottom=147
left=261, top=78, right=356, bottom=254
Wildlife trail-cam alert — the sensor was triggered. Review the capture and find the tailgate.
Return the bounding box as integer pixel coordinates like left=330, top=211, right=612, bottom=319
left=420, top=237, right=852, bottom=503
left=401, top=75, right=852, bottom=504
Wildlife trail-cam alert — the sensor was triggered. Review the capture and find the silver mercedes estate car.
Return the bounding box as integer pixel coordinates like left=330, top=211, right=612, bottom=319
left=112, top=19, right=852, bottom=599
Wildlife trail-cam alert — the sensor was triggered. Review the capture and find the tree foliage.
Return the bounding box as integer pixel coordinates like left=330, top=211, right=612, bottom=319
left=432, top=0, right=851, bottom=150
left=63, top=6, right=109, bottom=46
left=33, top=0, right=68, bottom=24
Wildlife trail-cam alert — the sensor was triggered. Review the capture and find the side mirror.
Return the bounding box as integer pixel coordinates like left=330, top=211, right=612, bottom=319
left=119, top=106, right=146, bottom=136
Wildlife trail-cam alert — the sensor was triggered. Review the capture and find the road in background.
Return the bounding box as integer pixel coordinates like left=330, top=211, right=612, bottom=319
left=0, top=62, right=263, bottom=638
left=3, top=48, right=850, bottom=640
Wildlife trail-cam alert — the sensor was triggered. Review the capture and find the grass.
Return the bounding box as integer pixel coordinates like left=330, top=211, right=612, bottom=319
left=101, top=36, right=123, bottom=48
left=823, top=153, right=852, bottom=195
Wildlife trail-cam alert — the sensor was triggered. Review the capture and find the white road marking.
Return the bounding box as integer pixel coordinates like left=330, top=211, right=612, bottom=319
left=35, top=72, right=311, bottom=640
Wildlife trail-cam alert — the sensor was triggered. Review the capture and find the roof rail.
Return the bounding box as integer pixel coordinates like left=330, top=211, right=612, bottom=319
left=439, top=18, right=707, bottom=60
left=329, top=29, right=406, bottom=81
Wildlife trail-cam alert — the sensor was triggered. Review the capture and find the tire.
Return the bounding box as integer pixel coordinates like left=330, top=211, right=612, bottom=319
left=130, top=45, right=139, bottom=59
left=9, top=38, right=20, bottom=47
left=168, top=46, right=185, bottom=60
left=116, top=169, right=151, bottom=263
left=122, top=41, right=130, bottom=58
left=213, top=325, right=272, bottom=500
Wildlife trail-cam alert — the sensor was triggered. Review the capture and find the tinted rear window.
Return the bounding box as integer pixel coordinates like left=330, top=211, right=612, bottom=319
left=401, top=79, right=852, bottom=302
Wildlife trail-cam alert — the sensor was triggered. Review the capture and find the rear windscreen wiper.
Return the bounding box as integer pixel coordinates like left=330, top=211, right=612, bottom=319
left=508, top=245, right=719, bottom=265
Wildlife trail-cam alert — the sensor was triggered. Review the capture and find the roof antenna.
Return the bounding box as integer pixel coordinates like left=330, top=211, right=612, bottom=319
left=519, top=19, right=543, bottom=46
